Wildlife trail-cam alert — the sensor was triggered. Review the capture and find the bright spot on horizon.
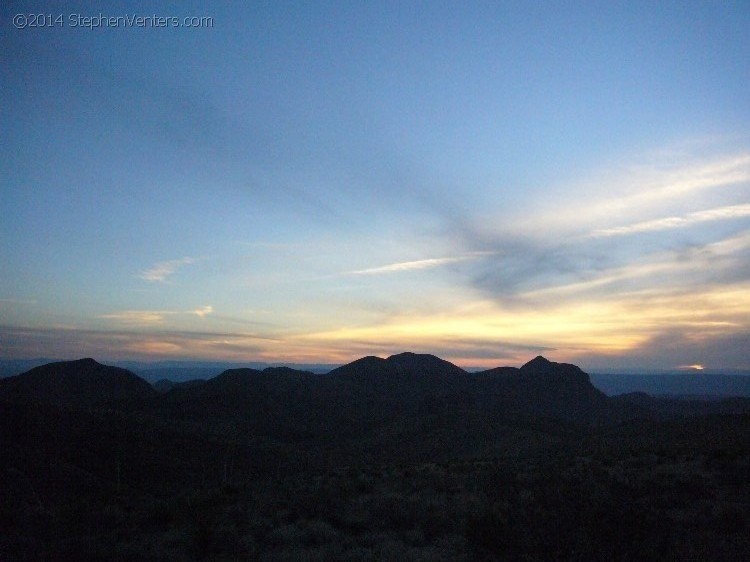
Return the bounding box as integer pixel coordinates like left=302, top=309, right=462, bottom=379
left=679, top=364, right=705, bottom=371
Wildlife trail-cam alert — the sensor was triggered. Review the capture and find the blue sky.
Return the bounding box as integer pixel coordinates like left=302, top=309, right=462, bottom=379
left=2, top=1, right=749, bottom=370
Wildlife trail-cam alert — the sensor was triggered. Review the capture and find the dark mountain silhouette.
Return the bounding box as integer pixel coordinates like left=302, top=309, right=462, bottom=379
left=0, top=358, right=156, bottom=407
left=330, top=351, right=465, bottom=378
left=152, top=378, right=206, bottom=393
left=169, top=352, right=467, bottom=422
left=472, top=355, right=610, bottom=421
left=3, top=353, right=750, bottom=560
left=142, top=352, right=615, bottom=467
left=170, top=366, right=318, bottom=406
left=327, top=352, right=468, bottom=415
left=159, top=366, right=325, bottom=443
left=3, top=352, right=748, bottom=468
left=116, top=360, right=339, bottom=383
left=148, top=352, right=619, bottom=466
left=521, top=355, right=587, bottom=376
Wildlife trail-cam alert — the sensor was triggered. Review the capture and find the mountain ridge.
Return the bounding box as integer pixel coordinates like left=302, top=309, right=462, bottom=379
left=0, top=357, right=156, bottom=407
left=6, top=354, right=747, bottom=427
left=2, top=354, right=750, bottom=559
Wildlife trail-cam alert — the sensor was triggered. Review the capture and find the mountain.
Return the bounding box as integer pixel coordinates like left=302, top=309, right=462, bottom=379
left=170, top=365, right=318, bottom=407
left=114, top=360, right=339, bottom=384
left=0, top=358, right=156, bottom=407
left=152, top=378, right=206, bottom=393
left=0, top=354, right=630, bottom=425
left=328, top=352, right=464, bottom=381
left=3, top=353, right=750, bottom=560
left=158, top=353, right=613, bottom=431
left=328, top=352, right=467, bottom=403
left=159, top=365, right=326, bottom=443
left=472, top=355, right=610, bottom=421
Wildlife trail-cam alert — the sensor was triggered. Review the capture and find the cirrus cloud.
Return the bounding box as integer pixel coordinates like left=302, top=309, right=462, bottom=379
left=591, top=203, right=750, bottom=237
left=101, top=305, right=214, bottom=326
left=139, top=257, right=198, bottom=283
left=345, top=253, right=491, bottom=276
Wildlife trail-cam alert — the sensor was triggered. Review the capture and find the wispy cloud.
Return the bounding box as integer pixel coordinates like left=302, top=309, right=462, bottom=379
left=0, top=325, right=279, bottom=361
left=616, top=153, right=750, bottom=209
left=591, top=203, right=750, bottom=237
left=100, top=310, right=171, bottom=325
left=436, top=146, right=750, bottom=307
left=101, top=305, right=214, bottom=325
left=595, top=153, right=750, bottom=216
left=346, top=253, right=489, bottom=276
left=520, top=152, right=750, bottom=233
left=139, top=257, right=197, bottom=283
left=520, top=230, right=750, bottom=301
left=192, top=305, right=213, bottom=318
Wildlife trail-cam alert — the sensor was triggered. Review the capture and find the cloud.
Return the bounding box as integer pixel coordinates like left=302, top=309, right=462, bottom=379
left=522, top=234, right=750, bottom=299
left=591, top=203, right=750, bottom=237
left=192, top=305, right=213, bottom=318
left=460, top=236, right=612, bottom=300
left=346, top=253, right=489, bottom=276
left=569, top=152, right=750, bottom=226
left=0, top=325, right=278, bottom=362
left=434, top=147, right=750, bottom=307
left=579, top=328, right=750, bottom=372
left=482, top=151, right=750, bottom=239
left=298, top=336, right=554, bottom=368
left=139, top=257, right=197, bottom=283
left=617, top=153, right=749, bottom=207
left=100, top=310, right=170, bottom=325
left=102, top=305, right=215, bottom=325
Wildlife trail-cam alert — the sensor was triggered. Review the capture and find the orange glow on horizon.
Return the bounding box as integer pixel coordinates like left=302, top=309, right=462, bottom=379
left=679, top=364, right=705, bottom=371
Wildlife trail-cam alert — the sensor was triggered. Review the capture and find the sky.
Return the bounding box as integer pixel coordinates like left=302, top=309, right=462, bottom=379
left=2, top=1, right=749, bottom=371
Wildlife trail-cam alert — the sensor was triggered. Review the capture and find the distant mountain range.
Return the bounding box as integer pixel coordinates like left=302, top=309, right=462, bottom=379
left=3, top=356, right=748, bottom=396
left=1, top=352, right=627, bottom=489
left=2, top=353, right=748, bottom=425
left=0, top=353, right=603, bottom=408
left=0, top=358, right=337, bottom=381
left=590, top=372, right=750, bottom=397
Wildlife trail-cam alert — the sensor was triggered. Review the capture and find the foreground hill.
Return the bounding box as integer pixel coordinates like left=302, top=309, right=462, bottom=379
left=0, top=358, right=156, bottom=407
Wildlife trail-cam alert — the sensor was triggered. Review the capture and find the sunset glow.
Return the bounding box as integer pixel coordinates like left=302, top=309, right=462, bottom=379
left=2, top=3, right=749, bottom=371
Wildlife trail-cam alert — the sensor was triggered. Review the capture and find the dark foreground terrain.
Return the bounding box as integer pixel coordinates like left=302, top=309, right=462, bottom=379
left=1, top=354, right=749, bottom=560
